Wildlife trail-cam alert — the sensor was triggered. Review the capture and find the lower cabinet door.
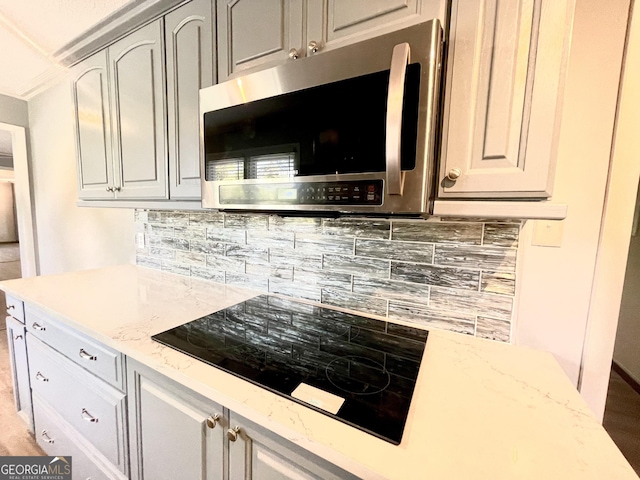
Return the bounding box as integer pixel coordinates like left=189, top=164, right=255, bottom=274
left=5, top=316, right=33, bottom=432
left=227, top=411, right=357, bottom=480
left=127, top=359, right=225, bottom=480
left=33, top=393, right=127, bottom=480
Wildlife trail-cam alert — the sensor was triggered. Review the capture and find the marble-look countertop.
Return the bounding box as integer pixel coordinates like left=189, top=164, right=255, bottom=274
left=1, top=265, right=637, bottom=479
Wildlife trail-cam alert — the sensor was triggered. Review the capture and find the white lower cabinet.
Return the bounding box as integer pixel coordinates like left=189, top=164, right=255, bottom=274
left=127, top=359, right=357, bottom=480
left=5, top=316, right=33, bottom=432
left=33, top=393, right=127, bottom=480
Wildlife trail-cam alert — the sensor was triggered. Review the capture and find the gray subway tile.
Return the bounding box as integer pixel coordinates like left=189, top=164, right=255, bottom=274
left=136, top=255, right=161, bottom=269
left=161, top=260, right=190, bottom=276
left=190, top=239, right=225, bottom=255
left=476, top=316, right=511, bottom=342
left=270, top=249, right=322, bottom=269
left=149, top=247, right=175, bottom=259
left=175, top=250, right=206, bottom=266
left=294, top=234, right=354, bottom=255
left=226, top=244, right=269, bottom=262
left=246, top=230, right=295, bottom=250
left=355, top=239, right=433, bottom=263
left=481, top=271, right=516, bottom=296
left=224, top=214, right=268, bottom=230
left=392, top=221, right=482, bottom=244
left=388, top=302, right=475, bottom=335
left=269, top=216, right=322, bottom=233
left=483, top=223, right=520, bottom=247
left=352, top=277, right=430, bottom=306
left=161, top=212, right=190, bottom=226
left=320, top=289, right=388, bottom=316
left=189, top=212, right=224, bottom=228
left=323, top=218, right=391, bottom=239
left=269, top=278, right=322, bottom=302
left=430, top=287, right=513, bottom=321
left=225, top=272, right=268, bottom=291
left=246, top=261, right=293, bottom=280
left=174, top=225, right=207, bottom=241
left=190, top=265, right=224, bottom=282
left=323, top=254, right=390, bottom=278
left=206, top=254, right=245, bottom=273
left=206, top=228, right=246, bottom=244
left=434, top=244, right=517, bottom=272
left=390, top=262, right=480, bottom=290
left=147, top=224, right=174, bottom=236
left=292, top=267, right=352, bottom=290
left=148, top=236, right=189, bottom=251
left=147, top=211, right=162, bottom=223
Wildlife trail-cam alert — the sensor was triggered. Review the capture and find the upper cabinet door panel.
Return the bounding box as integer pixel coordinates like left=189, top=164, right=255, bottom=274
left=306, top=0, right=446, bottom=54
left=439, top=0, right=572, bottom=197
left=217, top=0, right=304, bottom=81
left=72, top=51, right=115, bottom=200
left=109, top=20, right=168, bottom=199
left=166, top=0, right=215, bottom=200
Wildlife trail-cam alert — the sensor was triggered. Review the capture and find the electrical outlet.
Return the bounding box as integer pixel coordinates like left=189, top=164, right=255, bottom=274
left=136, top=233, right=145, bottom=249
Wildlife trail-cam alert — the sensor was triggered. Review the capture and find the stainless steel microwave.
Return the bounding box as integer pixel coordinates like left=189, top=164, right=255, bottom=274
left=199, top=19, right=443, bottom=214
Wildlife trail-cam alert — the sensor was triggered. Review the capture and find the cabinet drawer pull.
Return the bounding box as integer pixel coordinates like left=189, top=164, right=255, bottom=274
left=79, top=349, right=97, bottom=361
left=206, top=414, right=220, bottom=429
left=41, top=430, right=54, bottom=444
left=36, top=371, right=49, bottom=382
left=13, top=334, right=23, bottom=340
left=81, top=408, right=99, bottom=423
left=227, top=426, right=241, bottom=442
left=6, top=305, right=14, bottom=311
left=32, top=322, right=46, bottom=331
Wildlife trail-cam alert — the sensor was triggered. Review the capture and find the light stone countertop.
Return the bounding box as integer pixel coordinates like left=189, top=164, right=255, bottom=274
left=1, top=264, right=637, bottom=480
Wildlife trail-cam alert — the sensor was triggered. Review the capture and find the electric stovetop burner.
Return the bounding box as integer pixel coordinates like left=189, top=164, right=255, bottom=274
left=152, top=295, right=429, bottom=444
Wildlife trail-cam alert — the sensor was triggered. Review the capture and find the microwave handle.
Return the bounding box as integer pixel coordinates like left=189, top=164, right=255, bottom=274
left=385, top=42, right=410, bottom=196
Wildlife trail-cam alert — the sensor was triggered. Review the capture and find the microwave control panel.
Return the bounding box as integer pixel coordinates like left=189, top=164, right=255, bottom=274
left=219, top=180, right=383, bottom=206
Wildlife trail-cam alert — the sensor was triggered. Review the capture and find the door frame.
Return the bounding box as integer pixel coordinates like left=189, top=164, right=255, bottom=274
left=578, top=0, right=639, bottom=420
left=0, top=122, right=38, bottom=278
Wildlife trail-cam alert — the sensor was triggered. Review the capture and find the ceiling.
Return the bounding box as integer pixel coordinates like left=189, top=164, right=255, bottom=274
left=0, top=0, right=134, bottom=99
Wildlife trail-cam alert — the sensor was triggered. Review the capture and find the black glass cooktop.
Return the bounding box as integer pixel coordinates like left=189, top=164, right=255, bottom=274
left=152, top=295, right=428, bottom=445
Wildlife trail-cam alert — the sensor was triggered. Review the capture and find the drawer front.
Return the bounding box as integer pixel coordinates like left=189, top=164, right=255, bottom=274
left=25, top=305, right=124, bottom=390
left=6, top=294, right=25, bottom=323
left=28, top=335, right=128, bottom=474
left=33, top=393, right=127, bottom=480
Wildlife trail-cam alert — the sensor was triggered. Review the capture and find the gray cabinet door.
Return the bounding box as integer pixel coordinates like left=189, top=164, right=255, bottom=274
left=227, top=411, right=356, bottom=480
left=127, top=359, right=225, bottom=480
left=108, top=20, right=168, bottom=199
left=72, top=50, right=116, bottom=199
left=439, top=0, right=571, bottom=197
left=5, top=316, right=33, bottom=432
left=165, top=0, right=215, bottom=199
left=306, top=0, right=446, bottom=55
left=217, top=0, right=304, bottom=81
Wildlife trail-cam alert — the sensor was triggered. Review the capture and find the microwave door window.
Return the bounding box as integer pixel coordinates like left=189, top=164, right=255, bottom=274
left=203, top=63, right=420, bottom=181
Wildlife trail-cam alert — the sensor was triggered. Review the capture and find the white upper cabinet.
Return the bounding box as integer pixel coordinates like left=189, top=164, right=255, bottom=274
left=165, top=0, right=215, bottom=199
left=108, top=19, right=168, bottom=200
left=438, top=0, right=573, bottom=198
left=216, top=0, right=446, bottom=80
left=72, top=51, right=115, bottom=200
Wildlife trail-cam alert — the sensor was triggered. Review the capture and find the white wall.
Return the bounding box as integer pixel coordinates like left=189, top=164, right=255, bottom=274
left=0, top=183, right=17, bottom=242
left=515, top=0, right=631, bottom=385
left=28, top=78, right=134, bottom=275
left=0, top=93, right=28, bottom=128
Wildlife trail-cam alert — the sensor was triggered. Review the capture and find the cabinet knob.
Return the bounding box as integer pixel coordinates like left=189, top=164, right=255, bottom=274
left=206, top=414, right=220, bottom=429
left=308, top=40, right=320, bottom=54
left=288, top=48, right=300, bottom=60
left=6, top=304, right=14, bottom=311
left=446, top=168, right=462, bottom=181
left=227, top=426, right=241, bottom=442
left=13, top=334, right=23, bottom=340
left=41, top=430, right=54, bottom=444
left=106, top=187, right=114, bottom=192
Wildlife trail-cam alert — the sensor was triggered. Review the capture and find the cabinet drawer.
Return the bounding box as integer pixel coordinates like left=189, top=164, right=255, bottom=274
left=33, top=393, right=127, bottom=480
left=28, top=335, right=128, bottom=474
left=6, top=294, right=25, bottom=323
left=25, top=305, right=124, bottom=390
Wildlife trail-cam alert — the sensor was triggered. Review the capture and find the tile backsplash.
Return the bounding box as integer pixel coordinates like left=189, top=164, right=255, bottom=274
left=135, top=210, right=520, bottom=342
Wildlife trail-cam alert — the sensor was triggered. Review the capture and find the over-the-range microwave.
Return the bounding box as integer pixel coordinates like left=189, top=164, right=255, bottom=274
left=199, top=19, right=443, bottom=215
